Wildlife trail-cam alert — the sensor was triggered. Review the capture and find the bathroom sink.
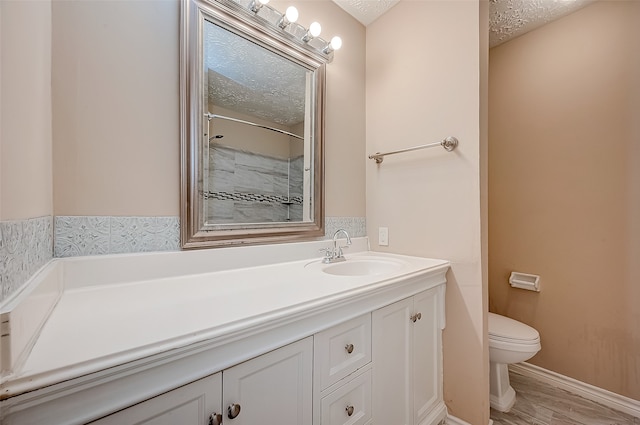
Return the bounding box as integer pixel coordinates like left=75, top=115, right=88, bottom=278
left=307, top=257, right=405, bottom=276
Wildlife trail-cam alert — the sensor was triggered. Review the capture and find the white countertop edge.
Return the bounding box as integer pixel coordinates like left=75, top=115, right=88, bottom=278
left=2, top=261, right=449, bottom=402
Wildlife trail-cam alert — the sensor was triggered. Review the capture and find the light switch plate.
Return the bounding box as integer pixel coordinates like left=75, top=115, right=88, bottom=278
left=378, top=227, right=389, bottom=246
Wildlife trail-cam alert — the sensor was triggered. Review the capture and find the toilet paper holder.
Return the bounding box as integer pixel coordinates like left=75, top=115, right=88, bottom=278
left=509, top=272, right=540, bottom=292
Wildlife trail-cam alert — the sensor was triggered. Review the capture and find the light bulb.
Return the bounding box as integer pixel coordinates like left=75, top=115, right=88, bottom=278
left=285, top=6, right=298, bottom=23
left=309, top=22, right=321, bottom=37
left=278, top=6, right=298, bottom=29
left=330, top=36, right=342, bottom=51
left=302, top=22, right=322, bottom=42
left=323, top=36, right=343, bottom=54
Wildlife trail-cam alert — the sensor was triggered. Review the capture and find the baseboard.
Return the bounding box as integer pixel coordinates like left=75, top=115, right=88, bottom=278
left=446, top=414, right=492, bottom=425
left=446, top=414, right=471, bottom=425
left=510, top=362, right=640, bottom=419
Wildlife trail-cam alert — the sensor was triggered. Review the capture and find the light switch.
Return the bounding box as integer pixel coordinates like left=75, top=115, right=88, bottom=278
left=378, top=227, right=389, bottom=246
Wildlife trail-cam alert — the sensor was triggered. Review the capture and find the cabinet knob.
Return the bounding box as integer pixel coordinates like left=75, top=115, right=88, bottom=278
left=228, top=403, right=241, bottom=419
left=345, top=343, right=354, bottom=354
left=346, top=405, right=355, bottom=416
left=209, top=413, right=223, bottom=425
left=410, top=312, right=422, bottom=323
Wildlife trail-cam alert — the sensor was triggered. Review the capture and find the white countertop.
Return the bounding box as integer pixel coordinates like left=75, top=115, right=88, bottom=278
left=2, top=240, right=449, bottom=401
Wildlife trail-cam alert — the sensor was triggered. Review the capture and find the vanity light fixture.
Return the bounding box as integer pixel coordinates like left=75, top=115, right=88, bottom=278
left=322, top=36, right=342, bottom=54
left=277, top=6, right=299, bottom=29
left=302, top=21, right=321, bottom=42
left=249, top=0, right=269, bottom=13
left=237, top=1, right=343, bottom=61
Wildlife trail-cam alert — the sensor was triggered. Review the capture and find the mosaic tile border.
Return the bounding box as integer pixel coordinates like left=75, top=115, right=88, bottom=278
left=0, top=216, right=53, bottom=303
left=207, top=191, right=303, bottom=205
left=54, top=216, right=180, bottom=258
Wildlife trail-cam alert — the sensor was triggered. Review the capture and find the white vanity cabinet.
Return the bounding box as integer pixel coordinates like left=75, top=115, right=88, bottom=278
left=314, top=314, right=373, bottom=425
left=372, top=287, right=446, bottom=425
left=222, top=337, right=313, bottom=425
left=90, top=373, right=222, bottom=425
left=0, top=248, right=449, bottom=425
left=91, top=338, right=313, bottom=425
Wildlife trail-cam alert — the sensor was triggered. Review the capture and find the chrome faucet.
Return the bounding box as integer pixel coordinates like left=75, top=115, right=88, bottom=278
left=321, top=229, right=352, bottom=263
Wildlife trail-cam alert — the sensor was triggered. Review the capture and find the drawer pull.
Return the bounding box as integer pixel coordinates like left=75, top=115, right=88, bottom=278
left=410, top=312, right=422, bottom=323
left=209, top=413, right=222, bottom=425
left=228, top=403, right=241, bottom=419
left=345, top=343, right=354, bottom=354
left=346, top=405, right=355, bottom=416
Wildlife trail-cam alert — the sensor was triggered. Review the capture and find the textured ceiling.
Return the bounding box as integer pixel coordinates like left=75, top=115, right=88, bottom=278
left=333, top=0, right=400, bottom=26
left=332, top=0, right=596, bottom=47
left=489, top=0, right=595, bottom=47
left=204, top=19, right=307, bottom=126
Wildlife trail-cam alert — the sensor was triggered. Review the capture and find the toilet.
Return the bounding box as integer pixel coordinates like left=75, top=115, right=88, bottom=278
left=488, top=312, right=541, bottom=412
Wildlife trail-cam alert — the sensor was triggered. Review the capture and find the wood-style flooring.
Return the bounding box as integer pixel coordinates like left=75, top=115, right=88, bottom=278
left=490, top=370, right=640, bottom=425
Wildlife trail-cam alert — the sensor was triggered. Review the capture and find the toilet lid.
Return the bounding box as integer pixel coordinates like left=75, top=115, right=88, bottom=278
left=489, top=312, right=539, bottom=342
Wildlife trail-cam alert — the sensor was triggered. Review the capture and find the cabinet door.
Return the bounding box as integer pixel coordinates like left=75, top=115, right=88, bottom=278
left=223, top=337, right=313, bottom=425
left=90, top=373, right=222, bottom=425
left=372, top=297, right=413, bottom=425
left=412, top=288, right=441, bottom=425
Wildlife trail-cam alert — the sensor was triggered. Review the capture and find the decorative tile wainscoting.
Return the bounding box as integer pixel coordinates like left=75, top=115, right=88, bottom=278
left=324, top=216, right=366, bottom=240
left=1, top=215, right=365, bottom=302
left=54, top=216, right=181, bottom=258
left=54, top=216, right=366, bottom=258
left=0, top=216, right=53, bottom=302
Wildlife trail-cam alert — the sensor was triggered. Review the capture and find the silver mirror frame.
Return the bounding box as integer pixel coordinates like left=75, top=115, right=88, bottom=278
left=180, top=0, right=326, bottom=249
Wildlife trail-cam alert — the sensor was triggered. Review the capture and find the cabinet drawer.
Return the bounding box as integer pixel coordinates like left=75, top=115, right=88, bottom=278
left=315, top=314, right=372, bottom=390
left=321, top=368, right=372, bottom=425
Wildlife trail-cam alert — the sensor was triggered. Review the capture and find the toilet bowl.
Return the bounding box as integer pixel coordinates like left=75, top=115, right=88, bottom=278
left=488, top=312, right=541, bottom=412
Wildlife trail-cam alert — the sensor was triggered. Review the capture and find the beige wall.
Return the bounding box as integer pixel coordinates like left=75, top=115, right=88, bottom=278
left=52, top=0, right=180, bottom=217
left=366, top=1, right=488, bottom=423
left=52, top=0, right=366, bottom=219
left=0, top=0, right=53, bottom=221
left=489, top=1, right=640, bottom=400
left=208, top=104, right=296, bottom=159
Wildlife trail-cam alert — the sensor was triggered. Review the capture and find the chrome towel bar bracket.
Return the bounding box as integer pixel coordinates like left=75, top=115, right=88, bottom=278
left=368, top=136, right=458, bottom=164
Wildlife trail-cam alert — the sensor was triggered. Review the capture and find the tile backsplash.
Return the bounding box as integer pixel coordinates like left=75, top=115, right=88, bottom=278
left=1, top=215, right=365, bottom=303
left=54, top=216, right=180, bottom=258
left=54, top=215, right=366, bottom=257
left=0, top=216, right=53, bottom=302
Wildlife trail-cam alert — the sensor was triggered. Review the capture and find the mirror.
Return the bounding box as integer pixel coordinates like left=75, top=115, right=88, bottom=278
left=180, top=0, right=329, bottom=248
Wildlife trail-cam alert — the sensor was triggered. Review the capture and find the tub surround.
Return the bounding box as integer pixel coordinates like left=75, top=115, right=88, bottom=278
left=0, top=237, right=448, bottom=424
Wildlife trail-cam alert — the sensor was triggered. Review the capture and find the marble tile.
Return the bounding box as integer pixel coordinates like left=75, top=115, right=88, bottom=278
left=234, top=202, right=276, bottom=223
left=207, top=199, right=235, bottom=223
left=234, top=166, right=276, bottom=194
left=491, top=371, right=640, bottom=425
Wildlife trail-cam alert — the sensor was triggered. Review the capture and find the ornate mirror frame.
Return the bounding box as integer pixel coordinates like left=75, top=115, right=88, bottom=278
left=180, top=0, right=328, bottom=249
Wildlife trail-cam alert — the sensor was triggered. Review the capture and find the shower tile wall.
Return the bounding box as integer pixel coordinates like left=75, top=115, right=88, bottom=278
left=208, top=146, right=303, bottom=223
